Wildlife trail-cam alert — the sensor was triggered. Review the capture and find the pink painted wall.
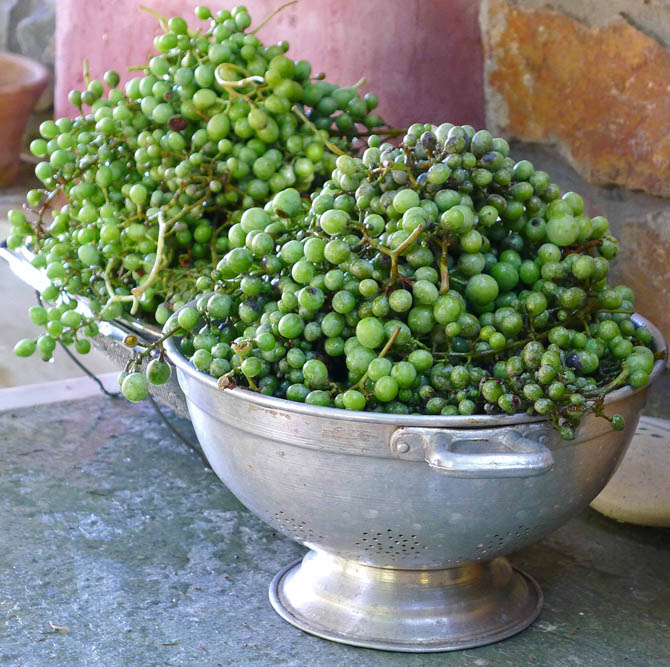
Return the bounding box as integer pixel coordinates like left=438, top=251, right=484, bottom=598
left=56, top=0, right=484, bottom=130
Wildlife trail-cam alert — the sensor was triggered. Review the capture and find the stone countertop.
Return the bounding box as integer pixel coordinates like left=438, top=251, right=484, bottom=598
left=1, top=395, right=669, bottom=667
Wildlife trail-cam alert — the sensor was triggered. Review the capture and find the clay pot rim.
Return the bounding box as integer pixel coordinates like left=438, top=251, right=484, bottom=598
left=0, top=51, right=49, bottom=95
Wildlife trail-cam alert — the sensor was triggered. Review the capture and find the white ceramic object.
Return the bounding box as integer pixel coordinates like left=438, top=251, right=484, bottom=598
left=591, top=416, right=670, bottom=527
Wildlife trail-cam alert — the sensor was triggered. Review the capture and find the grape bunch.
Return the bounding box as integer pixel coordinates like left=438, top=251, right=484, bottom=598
left=152, top=122, right=658, bottom=439
left=11, top=3, right=385, bottom=364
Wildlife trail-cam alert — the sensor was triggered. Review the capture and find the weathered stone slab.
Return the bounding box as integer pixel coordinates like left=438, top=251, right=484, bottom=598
left=482, top=0, right=670, bottom=197
left=592, top=416, right=670, bottom=527
left=1, top=394, right=669, bottom=665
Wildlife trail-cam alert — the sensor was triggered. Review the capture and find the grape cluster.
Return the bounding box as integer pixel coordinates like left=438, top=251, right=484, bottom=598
left=11, top=3, right=384, bottom=363
left=157, top=122, right=658, bottom=439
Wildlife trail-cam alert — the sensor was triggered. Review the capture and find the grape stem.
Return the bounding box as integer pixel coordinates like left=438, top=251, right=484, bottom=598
left=209, top=236, right=219, bottom=268
left=563, top=239, right=602, bottom=257
left=182, top=102, right=210, bottom=121
left=107, top=193, right=210, bottom=313
left=140, top=4, right=168, bottom=31
left=129, top=212, right=168, bottom=314
left=388, top=224, right=424, bottom=288
left=27, top=187, right=59, bottom=243
left=372, top=162, right=418, bottom=188
left=393, top=223, right=424, bottom=255
left=215, top=65, right=265, bottom=103
left=291, top=105, right=346, bottom=156
left=221, top=84, right=253, bottom=103
left=104, top=258, right=131, bottom=306
left=348, top=325, right=401, bottom=392
left=438, top=236, right=450, bottom=294
left=125, top=326, right=181, bottom=371
left=361, top=228, right=392, bottom=257
left=148, top=192, right=209, bottom=226
left=583, top=364, right=630, bottom=398
left=444, top=332, right=551, bottom=359
left=330, top=128, right=406, bottom=140
left=218, top=74, right=264, bottom=88
left=251, top=0, right=298, bottom=34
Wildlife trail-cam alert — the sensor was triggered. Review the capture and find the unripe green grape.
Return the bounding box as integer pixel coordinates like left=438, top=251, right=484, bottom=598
left=122, top=372, right=149, bottom=402
left=144, top=359, right=171, bottom=385
left=374, top=375, right=398, bottom=402
left=68, top=89, right=82, bottom=107
left=69, top=338, right=90, bottom=356
left=61, top=310, right=82, bottom=329
left=10, top=14, right=644, bottom=443
left=466, top=274, right=499, bottom=306
left=36, top=334, right=56, bottom=355
left=14, top=338, right=36, bottom=357
left=356, top=317, right=385, bottom=349
left=342, top=389, right=366, bottom=410
left=77, top=244, right=100, bottom=266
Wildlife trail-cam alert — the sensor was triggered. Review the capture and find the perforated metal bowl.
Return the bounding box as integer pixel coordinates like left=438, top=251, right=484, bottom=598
left=168, top=314, right=665, bottom=652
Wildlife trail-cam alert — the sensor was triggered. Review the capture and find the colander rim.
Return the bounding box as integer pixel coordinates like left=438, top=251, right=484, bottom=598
left=164, top=309, right=666, bottom=428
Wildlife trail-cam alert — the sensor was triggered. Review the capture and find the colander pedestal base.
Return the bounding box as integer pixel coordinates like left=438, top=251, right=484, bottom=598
left=269, top=550, right=542, bottom=652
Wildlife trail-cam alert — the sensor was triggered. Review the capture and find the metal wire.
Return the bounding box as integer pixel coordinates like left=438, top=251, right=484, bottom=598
left=35, top=290, right=121, bottom=398
left=147, top=393, right=210, bottom=468
left=62, top=339, right=122, bottom=398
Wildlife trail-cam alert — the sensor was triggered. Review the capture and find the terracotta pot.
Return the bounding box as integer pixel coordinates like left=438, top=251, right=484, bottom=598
left=55, top=0, right=484, bottom=129
left=0, top=52, right=49, bottom=187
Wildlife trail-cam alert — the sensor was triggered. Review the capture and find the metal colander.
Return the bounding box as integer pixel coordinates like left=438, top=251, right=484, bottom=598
left=165, top=313, right=666, bottom=652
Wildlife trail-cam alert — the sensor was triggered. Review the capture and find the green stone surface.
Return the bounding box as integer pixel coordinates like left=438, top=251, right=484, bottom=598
left=1, top=395, right=669, bottom=666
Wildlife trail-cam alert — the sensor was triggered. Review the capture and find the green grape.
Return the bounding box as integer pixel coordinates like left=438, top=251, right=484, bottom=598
left=14, top=338, right=36, bottom=357
left=374, top=375, right=399, bottom=402
left=342, top=389, right=366, bottom=410
left=75, top=339, right=91, bottom=355
left=356, top=317, right=385, bottom=349
left=13, top=25, right=653, bottom=446
left=13, top=2, right=385, bottom=383
left=28, top=306, right=48, bottom=326
left=146, top=359, right=172, bottom=385
left=302, top=359, right=328, bottom=389
left=466, top=274, right=499, bottom=306
left=121, top=372, right=149, bottom=402
left=178, top=307, right=200, bottom=331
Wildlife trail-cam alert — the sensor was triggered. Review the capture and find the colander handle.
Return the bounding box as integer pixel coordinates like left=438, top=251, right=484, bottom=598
left=425, top=429, right=554, bottom=478
left=391, top=428, right=554, bottom=478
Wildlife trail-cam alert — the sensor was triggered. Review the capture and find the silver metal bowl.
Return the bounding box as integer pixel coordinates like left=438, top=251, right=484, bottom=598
left=166, top=315, right=664, bottom=651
